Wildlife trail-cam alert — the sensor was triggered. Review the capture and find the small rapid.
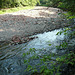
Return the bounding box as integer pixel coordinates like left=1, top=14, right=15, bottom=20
left=0, top=28, right=68, bottom=75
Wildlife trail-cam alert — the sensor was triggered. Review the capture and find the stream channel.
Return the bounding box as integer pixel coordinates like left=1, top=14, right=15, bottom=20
left=0, top=19, right=75, bottom=75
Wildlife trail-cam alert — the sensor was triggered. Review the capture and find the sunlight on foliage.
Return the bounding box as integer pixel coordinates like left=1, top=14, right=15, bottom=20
left=0, top=6, right=34, bottom=14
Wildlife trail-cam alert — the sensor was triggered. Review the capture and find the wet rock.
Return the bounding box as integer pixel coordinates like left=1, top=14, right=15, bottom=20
left=12, top=36, right=22, bottom=44
left=10, top=36, right=38, bottom=45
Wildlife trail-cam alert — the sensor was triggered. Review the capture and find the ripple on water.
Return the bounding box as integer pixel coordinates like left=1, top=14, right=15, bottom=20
left=0, top=27, right=74, bottom=75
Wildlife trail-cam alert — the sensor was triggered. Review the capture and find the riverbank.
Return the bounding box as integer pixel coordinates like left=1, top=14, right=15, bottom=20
left=0, top=6, right=71, bottom=43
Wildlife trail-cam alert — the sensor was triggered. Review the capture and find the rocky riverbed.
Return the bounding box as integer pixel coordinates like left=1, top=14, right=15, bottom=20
left=0, top=6, right=71, bottom=43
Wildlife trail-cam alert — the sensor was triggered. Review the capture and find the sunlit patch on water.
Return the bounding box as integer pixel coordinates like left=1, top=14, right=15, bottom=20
left=23, top=29, right=65, bottom=54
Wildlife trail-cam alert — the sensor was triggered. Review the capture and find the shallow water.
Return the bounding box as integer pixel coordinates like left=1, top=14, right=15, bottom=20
left=0, top=28, right=66, bottom=75
left=0, top=25, right=75, bottom=75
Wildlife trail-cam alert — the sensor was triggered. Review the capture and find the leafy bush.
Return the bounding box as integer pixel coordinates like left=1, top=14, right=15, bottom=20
left=0, top=0, right=40, bottom=9
left=40, top=0, right=75, bottom=13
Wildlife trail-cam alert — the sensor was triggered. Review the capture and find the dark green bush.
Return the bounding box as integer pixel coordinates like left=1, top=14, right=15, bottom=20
left=40, top=0, right=75, bottom=13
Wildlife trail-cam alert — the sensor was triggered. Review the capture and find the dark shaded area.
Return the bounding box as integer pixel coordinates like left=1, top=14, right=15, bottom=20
left=61, top=64, right=75, bottom=75
left=40, top=0, right=75, bottom=13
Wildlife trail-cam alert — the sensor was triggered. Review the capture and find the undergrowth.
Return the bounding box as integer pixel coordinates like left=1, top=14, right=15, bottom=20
left=0, top=6, right=34, bottom=14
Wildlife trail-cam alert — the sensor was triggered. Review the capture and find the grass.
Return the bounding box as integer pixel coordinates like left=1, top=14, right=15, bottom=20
left=0, top=6, right=34, bottom=14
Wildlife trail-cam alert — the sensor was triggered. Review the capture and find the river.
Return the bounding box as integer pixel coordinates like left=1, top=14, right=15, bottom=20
left=0, top=19, right=75, bottom=75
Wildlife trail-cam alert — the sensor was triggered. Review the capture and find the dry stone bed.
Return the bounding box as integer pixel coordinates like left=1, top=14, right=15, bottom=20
left=0, top=6, right=70, bottom=43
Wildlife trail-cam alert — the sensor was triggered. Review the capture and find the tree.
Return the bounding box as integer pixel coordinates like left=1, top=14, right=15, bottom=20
left=0, top=0, right=40, bottom=9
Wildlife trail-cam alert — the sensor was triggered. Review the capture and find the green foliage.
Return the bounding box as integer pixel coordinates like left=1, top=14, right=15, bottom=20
left=40, top=0, right=61, bottom=7
left=59, top=51, right=75, bottom=65
left=40, top=0, right=75, bottom=14
left=0, top=6, right=34, bottom=14
left=0, top=0, right=40, bottom=9
left=23, top=25, right=75, bottom=75
left=56, top=28, right=71, bottom=36
left=48, top=44, right=52, bottom=46
left=63, top=12, right=75, bottom=19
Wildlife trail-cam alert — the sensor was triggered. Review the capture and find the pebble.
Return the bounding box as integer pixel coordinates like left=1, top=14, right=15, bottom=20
left=0, top=6, right=71, bottom=42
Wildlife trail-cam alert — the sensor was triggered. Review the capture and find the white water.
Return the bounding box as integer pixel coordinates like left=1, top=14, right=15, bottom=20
left=23, top=29, right=65, bottom=54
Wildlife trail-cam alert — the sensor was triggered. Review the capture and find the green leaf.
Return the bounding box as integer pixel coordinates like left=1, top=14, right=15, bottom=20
left=56, top=57, right=60, bottom=61
left=48, top=44, right=52, bottom=46
left=23, top=53, right=26, bottom=57
left=24, top=60, right=27, bottom=63
left=56, top=32, right=59, bottom=35
left=58, top=13, right=61, bottom=15
left=64, top=32, right=67, bottom=35
left=27, top=65, right=33, bottom=71
left=44, top=69, right=50, bottom=74
left=32, top=69, right=37, bottom=72
left=42, top=58, right=46, bottom=62
left=27, top=52, right=30, bottom=55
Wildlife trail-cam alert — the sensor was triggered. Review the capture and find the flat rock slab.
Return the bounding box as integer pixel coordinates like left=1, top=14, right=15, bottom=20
left=0, top=6, right=70, bottom=41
